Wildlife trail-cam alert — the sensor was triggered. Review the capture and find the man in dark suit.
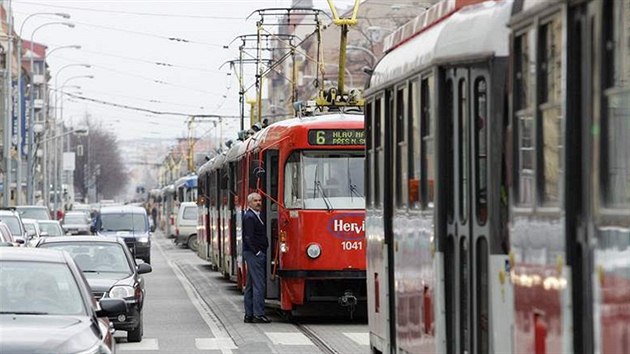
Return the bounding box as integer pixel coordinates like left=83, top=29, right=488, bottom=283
left=242, top=192, right=270, bottom=323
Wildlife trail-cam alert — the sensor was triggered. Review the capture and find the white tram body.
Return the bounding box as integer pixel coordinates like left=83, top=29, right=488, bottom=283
left=365, top=1, right=514, bottom=353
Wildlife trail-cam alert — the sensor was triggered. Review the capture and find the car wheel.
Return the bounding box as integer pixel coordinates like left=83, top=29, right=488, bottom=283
left=188, top=235, right=198, bottom=252
left=127, top=312, right=143, bottom=343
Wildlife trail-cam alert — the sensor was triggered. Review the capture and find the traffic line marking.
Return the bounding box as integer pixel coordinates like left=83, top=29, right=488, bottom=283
left=118, top=338, right=159, bottom=351
left=155, top=239, right=237, bottom=354
left=344, top=332, right=370, bottom=346
left=265, top=332, right=314, bottom=346
left=196, top=338, right=238, bottom=350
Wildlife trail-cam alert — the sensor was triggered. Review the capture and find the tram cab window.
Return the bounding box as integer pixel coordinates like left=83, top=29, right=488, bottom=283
left=601, top=1, right=630, bottom=207
left=284, top=150, right=365, bottom=210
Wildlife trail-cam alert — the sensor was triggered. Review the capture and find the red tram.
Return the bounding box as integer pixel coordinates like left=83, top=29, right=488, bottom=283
left=365, top=0, right=629, bottom=353
left=198, top=113, right=367, bottom=314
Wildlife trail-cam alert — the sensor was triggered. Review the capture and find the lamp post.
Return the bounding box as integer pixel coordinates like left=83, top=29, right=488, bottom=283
left=15, top=12, right=70, bottom=205
left=53, top=75, right=93, bottom=216
left=346, top=45, right=378, bottom=68
left=25, top=21, right=75, bottom=204
left=38, top=46, right=81, bottom=204
left=3, top=0, right=14, bottom=207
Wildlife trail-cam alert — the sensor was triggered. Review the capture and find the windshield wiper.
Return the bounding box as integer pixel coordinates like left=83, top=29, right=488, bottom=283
left=347, top=158, right=363, bottom=200
left=81, top=270, right=101, bottom=273
left=0, top=311, right=49, bottom=315
left=315, top=181, right=333, bottom=211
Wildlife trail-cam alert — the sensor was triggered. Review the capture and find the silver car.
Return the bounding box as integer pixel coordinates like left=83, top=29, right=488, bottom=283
left=61, top=212, right=92, bottom=235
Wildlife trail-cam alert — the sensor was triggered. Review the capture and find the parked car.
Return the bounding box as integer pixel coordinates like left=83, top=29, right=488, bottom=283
left=21, top=218, right=42, bottom=247
left=93, top=206, right=152, bottom=264
left=0, top=222, right=19, bottom=247
left=0, top=247, right=125, bottom=353
left=37, top=220, right=65, bottom=237
left=16, top=205, right=51, bottom=221
left=0, top=209, right=28, bottom=245
left=174, top=201, right=198, bottom=250
left=37, top=236, right=152, bottom=342
left=61, top=211, right=92, bottom=235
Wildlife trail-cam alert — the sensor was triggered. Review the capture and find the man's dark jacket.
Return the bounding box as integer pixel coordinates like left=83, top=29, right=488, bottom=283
left=242, top=209, right=268, bottom=254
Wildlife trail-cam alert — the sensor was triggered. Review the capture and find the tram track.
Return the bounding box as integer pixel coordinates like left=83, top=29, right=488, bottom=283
left=293, top=321, right=338, bottom=354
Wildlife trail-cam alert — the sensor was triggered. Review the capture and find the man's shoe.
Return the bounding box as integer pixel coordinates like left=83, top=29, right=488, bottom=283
left=252, top=315, right=271, bottom=323
left=244, top=315, right=254, bottom=323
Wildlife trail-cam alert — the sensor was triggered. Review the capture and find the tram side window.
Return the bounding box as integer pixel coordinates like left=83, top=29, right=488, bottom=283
left=395, top=86, right=408, bottom=208
left=539, top=17, right=563, bottom=206
left=459, top=78, right=469, bottom=221
left=421, top=76, right=435, bottom=209
left=475, top=77, right=488, bottom=224
left=284, top=152, right=301, bottom=209
left=445, top=79, right=455, bottom=221
left=409, top=79, right=421, bottom=209
left=236, top=160, right=244, bottom=207
left=374, top=97, right=383, bottom=207
left=366, top=100, right=373, bottom=206
left=514, top=30, right=535, bottom=205
left=601, top=1, right=630, bottom=207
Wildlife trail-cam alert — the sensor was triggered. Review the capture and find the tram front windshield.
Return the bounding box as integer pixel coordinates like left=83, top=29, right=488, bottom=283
left=284, top=150, right=365, bottom=210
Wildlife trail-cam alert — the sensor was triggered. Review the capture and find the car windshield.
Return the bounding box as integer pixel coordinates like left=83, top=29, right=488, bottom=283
left=0, top=261, right=86, bottom=315
left=17, top=208, right=50, bottom=220
left=40, top=242, right=133, bottom=275
left=100, top=213, right=147, bottom=232
left=39, top=223, right=64, bottom=236
left=284, top=150, right=365, bottom=210
left=64, top=215, right=88, bottom=224
left=0, top=216, right=22, bottom=236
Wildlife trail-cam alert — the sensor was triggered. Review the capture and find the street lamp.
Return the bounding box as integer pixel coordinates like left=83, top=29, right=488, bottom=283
left=24, top=21, right=75, bottom=204
left=53, top=75, right=93, bottom=216
left=346, top=45, right=378, bottom=67
left=14, top=12, right=70, bottom=204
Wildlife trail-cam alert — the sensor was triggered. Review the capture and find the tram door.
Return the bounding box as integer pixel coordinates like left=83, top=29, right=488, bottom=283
left=264, top=149, right=280, bottom=299
left=566, top=2, right=600, bottom=352
left=443, top=66, right=491, bottom=354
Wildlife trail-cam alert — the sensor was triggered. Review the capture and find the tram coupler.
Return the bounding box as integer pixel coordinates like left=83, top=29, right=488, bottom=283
left=338, top=290, right=357, bottom=319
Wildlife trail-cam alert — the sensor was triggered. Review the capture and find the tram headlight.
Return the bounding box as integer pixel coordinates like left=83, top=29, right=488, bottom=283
left=306, top=243, right=321, bottom=259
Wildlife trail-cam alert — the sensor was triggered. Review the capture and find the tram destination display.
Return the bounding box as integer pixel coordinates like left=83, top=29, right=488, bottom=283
left=308, top=129, right=365, bottom=146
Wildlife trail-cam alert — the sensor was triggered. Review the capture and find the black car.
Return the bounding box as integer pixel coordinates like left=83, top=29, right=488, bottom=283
left=0, top=247, right=125, bottom=353
left=92, top=206, right=152, bottom=264
left=37, top=236, right=152, bottom=343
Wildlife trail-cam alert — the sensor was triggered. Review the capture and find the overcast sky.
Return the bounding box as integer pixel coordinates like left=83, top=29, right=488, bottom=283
left=12, top=0, right=355, bottom=141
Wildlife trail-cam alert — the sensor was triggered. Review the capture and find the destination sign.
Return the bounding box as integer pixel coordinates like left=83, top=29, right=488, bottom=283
left=308, top=129, right=365, bottom=146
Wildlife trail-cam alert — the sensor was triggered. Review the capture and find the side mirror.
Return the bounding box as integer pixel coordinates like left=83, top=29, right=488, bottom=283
left=96, top=298, right=126, bottom=317
left=136, top=263, right=152, bottom=274
left=15, top=238, right=25, bottom=245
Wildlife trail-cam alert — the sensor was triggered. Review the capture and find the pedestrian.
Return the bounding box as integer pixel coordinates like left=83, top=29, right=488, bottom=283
left=151, top=205, right=158, bottom=229
left=242, top=192, right=270, bottom=323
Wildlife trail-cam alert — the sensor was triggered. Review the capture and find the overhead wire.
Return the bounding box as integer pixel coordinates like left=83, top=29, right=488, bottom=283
left=15, top=1, right=245, bottom=20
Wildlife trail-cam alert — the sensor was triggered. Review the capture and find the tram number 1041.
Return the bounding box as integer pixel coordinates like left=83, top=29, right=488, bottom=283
left=341, top=241, right=363, bottom=250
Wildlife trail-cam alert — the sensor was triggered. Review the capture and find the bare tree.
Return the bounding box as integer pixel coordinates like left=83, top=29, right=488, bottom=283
left=71, top=114, right=128, bottom=202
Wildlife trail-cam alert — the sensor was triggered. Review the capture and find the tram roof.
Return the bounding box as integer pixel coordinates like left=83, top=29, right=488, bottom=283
left=248, top=112, right=364, bottom=150
left=369, top=0, right=512, bottom=89
left=174, top=174, right=197, bottom=189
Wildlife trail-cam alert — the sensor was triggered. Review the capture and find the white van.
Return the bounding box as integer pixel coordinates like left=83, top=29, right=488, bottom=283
left=174, top=202, right=198, bottom=251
